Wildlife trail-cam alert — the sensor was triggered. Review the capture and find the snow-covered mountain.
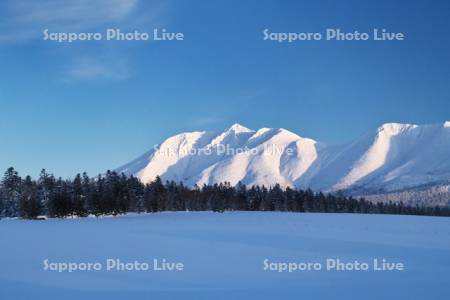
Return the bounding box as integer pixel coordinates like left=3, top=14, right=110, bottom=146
left=116, top=122, right=450, bottom=194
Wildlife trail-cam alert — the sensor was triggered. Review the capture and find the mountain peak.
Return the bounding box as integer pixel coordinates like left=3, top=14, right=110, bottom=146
left=226, top=123, right=254, bottom=133
left=276, top=128, right=303, bottom=139
left=377, top=122, right=416, bottom=135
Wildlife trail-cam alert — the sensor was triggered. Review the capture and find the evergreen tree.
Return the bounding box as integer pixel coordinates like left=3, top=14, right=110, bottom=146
left=1, top=167, right=22, bottom=217
left=234, top=182, right=248, bottom=211
left=269, top=184, right=284, bottom=211
left=144, top=176, right=165, bottom=212
left=19, top=176, right=42, bottom=219
left=47, top=178, right=71, bottom=218
left=37, top=169, right=55, bottom=215
left=72, top=174, right=87, bottom=217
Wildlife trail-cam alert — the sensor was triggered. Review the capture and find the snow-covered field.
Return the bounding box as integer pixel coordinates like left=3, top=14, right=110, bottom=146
left=1, top=212, right=449, bottom=299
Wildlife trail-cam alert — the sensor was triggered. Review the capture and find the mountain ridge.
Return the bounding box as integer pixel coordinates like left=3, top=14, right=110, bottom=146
left=116, top=121, right=450, bottom=199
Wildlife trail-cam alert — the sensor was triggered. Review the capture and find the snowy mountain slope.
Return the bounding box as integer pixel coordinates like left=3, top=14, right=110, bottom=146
left=116, top=122, right=450, bottom=194
left=314, top=122, right=450, bottom=192
left=191, top=128, right=320, bottom=187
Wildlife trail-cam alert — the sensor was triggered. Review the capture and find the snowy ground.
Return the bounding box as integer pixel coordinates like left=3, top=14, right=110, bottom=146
left=1, top=212, right=449, bottom=300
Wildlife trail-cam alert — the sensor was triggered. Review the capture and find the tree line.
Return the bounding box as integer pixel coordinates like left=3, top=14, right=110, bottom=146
left=0, top=167, right=449, bottom=219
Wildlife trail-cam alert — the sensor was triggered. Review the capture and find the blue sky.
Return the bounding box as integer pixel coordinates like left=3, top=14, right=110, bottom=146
left=1, top=0, right=449, bottom=177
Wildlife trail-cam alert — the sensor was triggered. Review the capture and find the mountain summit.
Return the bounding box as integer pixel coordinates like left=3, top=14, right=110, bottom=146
left=116, top=122, right=450, bottom=195
left=226, top=123, right=254, bottom=133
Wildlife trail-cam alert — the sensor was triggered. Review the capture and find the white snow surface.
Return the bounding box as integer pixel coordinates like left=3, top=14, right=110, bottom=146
left=0, top=212, right=449, bottom=299
left=116, top=122, right=450, bottom=192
